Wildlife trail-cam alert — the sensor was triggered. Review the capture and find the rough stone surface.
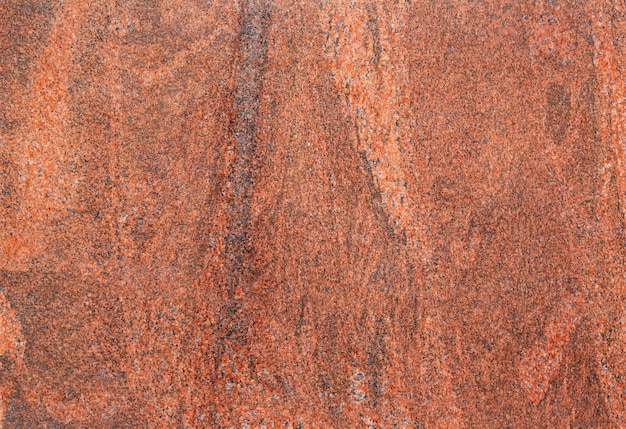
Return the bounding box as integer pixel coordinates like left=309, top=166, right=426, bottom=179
left=1, top=1, right=626, bottom=427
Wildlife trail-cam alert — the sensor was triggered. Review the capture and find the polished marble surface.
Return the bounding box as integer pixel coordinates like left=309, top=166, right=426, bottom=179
left=1, top=1, right=626, bottom=427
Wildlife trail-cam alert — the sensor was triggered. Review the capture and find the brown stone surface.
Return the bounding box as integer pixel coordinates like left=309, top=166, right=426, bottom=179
left=1, top=1, right=626, bottom=427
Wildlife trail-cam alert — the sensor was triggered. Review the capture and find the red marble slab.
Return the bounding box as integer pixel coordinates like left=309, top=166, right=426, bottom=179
left=1, top=1, right=626, bottom=427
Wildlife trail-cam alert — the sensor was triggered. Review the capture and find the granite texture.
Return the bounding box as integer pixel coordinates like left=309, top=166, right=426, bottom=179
left=1, top=1, right=626, bottom=427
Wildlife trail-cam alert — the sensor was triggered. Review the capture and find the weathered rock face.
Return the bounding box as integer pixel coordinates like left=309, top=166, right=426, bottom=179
left=1, top=1, right=625, bottom=427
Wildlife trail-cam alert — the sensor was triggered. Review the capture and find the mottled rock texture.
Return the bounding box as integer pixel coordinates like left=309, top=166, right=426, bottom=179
left=1, top=1, right=626, bottom=427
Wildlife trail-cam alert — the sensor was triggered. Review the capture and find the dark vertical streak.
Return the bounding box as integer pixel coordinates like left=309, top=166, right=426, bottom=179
left=365, top=2, right=381, bottom=67
left=224, top=0, right=271, bottom=299
left=213, top=0, right=271, bottom=382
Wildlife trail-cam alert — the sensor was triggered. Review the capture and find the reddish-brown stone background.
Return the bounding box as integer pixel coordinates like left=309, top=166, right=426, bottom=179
left=1, top=1, right=626, bottom=427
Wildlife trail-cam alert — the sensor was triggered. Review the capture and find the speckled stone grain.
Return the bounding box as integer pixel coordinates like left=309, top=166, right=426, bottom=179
left=1, top=1, right=626, bottom=428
